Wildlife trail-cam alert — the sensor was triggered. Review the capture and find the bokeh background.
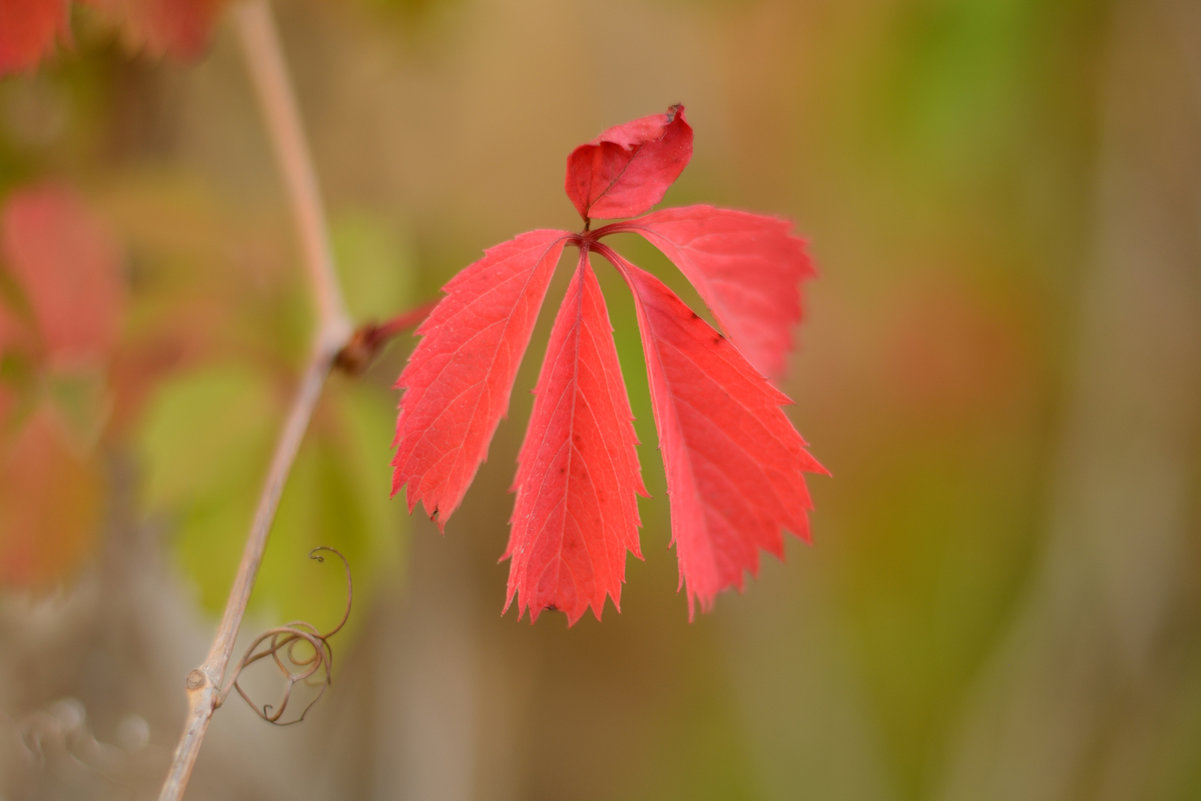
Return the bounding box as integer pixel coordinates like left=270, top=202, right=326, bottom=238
left=3, top=0, right=1200, bottom=799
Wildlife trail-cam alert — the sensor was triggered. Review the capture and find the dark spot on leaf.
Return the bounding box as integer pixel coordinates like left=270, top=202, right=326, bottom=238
left=689, top=310, right=700, bottom=320
left=712, top=334, right=724, bottom=345
left=545, top=603, right=559, bottom=612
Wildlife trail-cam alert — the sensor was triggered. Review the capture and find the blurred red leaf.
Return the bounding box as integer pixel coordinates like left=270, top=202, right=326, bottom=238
left=394, top=105, right=823, bottom=623
left=0, top=0, right=71, bottom=76
left=565, top=104, right=692, bottom=222
left=1, top=182, right=125, bottom=368
left=83, top=0, right=225, bottom=60
left=503, top=251, right=647, bottom=625
left=0, top=302, right=22, bottom=427
left=0, top=290, right=33, bottom=363
left=0, top=407, right=102, bottom=589
left=0, top=0, right=223, bottom=75
left=0, top=185, right=120, bottom=590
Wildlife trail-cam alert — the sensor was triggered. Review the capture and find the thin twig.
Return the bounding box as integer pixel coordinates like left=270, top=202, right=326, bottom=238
left=158, top=346, right=335, bottom=801
left=158, top=2, right=351, bottom=799
left=233, top=0, right=352, bottom=342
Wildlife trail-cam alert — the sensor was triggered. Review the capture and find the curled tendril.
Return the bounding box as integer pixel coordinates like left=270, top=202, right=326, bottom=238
left=220, top=547, right=352, bottom=725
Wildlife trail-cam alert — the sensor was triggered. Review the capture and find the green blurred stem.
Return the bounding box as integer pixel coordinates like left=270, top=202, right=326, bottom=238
left=159, top=2, right=351, bottom=799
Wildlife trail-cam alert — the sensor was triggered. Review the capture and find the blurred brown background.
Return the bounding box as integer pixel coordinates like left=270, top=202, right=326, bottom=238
left=2, top=0, right=1200, bottom=798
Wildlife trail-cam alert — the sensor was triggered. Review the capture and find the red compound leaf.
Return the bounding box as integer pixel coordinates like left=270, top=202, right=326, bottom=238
left=392, top=105, right=824, bottom=623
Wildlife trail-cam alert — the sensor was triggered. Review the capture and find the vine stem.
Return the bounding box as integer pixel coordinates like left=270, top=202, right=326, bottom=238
left=234, top=0, right=352, bottom=341
left=158, top=2, right=350, bottom=799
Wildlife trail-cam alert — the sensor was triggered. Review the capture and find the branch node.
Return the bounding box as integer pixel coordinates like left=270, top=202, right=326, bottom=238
left=333, top=301, right=436, bottom=376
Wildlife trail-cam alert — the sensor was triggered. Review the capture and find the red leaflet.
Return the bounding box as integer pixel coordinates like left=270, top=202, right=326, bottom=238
left=0, top=0, right=70, bottom=76
left=565, top=105, right=693, bottom=222
left=392, top=230, right=568, bottom=525
left=503, top=251, right=646, bottom=624
left=393, top=104, right=824, bottom=623
left=601, top=246, right=826, bottom=616
left=601, top=205, right=815, bottom=378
